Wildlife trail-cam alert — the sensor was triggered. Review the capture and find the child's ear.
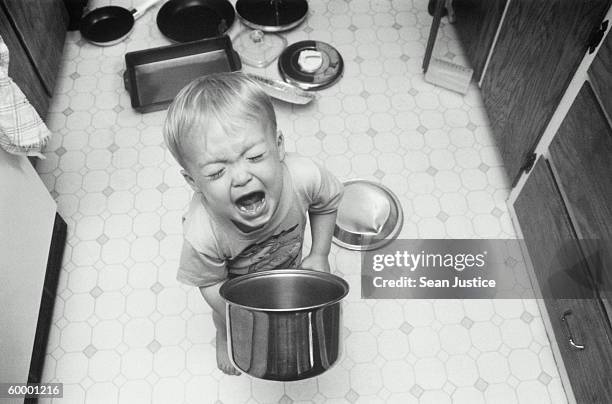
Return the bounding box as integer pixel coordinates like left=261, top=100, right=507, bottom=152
left=181, top=169, right=199, bottom=192
left=276, top=130, right=285, bottom=161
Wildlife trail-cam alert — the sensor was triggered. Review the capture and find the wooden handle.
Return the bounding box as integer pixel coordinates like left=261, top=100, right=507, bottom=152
left=422, top=0, right=445, bottom=73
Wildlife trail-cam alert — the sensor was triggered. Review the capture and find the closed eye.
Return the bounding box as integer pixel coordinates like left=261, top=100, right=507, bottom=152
left=248, top=153, right=265, bottom=162
left=206, top=168, right=225, bottom=180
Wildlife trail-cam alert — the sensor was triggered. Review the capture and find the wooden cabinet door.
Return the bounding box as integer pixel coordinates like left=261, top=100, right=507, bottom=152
left=481, top=0, right=610, bottom=185
left=1, top=0, right=68, bottom=96
left=589, top=28, right=612, bottom=121
left=453, top=0, right=507, bottom=81
left=548, top=82, right=612, bottom=318
left=514, top=157, right=612, bottom=402
left=0, top=7, right=49, bottom=117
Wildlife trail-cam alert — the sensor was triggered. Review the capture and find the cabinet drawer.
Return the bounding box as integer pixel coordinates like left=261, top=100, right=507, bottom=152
left=546, top=297, right=612, bottom=402
left=514, top=157, right=612, bottom=402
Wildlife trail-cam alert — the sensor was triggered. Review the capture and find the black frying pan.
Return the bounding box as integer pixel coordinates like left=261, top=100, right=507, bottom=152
left=80, top=0, right=162, bottom=46
left=157, top=0, right=235, bottom=43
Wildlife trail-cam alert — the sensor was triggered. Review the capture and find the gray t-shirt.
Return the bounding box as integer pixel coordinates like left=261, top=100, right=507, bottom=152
left=177, top=153, right=343, bottom=287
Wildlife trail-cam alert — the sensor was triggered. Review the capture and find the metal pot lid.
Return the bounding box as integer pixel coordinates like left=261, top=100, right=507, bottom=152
left=235, top=0, right=308, bottom=32
left=333, top=179, right=404, bottom=251
left=278, top=40, right=344, bottom=90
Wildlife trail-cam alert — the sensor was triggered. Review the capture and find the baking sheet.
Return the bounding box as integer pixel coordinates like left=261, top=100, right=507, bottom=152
left=124, top=36, right=241, bottom=112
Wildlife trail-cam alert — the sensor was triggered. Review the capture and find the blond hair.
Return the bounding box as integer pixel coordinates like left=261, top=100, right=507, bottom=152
left=163, top=72, right=277, bottom=169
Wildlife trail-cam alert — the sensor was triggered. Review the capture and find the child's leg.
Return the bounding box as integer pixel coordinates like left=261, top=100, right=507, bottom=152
left=211, top=308, right=240, bottom=375
left=200, top=284, right=241, bottom=375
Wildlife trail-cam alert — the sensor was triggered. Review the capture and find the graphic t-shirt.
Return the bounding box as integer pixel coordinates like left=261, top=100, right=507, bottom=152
left=176, top=154, right=343, bottom=287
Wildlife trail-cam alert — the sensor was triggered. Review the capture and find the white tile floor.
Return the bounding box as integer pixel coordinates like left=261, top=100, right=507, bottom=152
left=36, top=0, right=567, bottom=402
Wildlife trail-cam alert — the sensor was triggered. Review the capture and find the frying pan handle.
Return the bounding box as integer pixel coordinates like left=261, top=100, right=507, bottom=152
left=133, top=0, right=163, bottom=20
left=231, top=50, right=242, bottom=71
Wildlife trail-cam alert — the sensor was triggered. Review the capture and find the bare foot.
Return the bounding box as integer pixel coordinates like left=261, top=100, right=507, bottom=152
left=216, top=330, right=241, bottom=375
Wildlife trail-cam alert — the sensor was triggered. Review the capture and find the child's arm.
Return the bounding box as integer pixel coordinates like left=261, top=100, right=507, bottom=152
left=200, top=282, right=226, bottom=315
left=286, top=154, right=343, bottom=272
left=301, top=210, right=338, bottom=272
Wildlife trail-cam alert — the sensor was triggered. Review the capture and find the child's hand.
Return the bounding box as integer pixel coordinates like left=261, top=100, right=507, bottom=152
left=301, top=253, right=331, bottom=272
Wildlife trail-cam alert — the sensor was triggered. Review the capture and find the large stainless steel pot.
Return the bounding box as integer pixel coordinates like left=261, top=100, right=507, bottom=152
left=219, top=269, right=349, bottom=381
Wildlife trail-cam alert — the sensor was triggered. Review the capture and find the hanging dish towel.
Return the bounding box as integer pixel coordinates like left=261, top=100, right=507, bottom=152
left=0, top=34, right=50, bottom=159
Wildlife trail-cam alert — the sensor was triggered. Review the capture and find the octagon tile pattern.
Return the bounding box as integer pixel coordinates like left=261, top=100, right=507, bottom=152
left=37, top=0, right=566, bottom=403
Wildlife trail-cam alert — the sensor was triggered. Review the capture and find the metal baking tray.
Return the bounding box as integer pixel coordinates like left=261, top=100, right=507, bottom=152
left=124, top=35, right=241, bottom=113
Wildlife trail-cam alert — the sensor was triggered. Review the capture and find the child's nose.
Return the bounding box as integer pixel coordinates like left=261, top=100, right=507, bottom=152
left=231, top=164, right=252, bottom=187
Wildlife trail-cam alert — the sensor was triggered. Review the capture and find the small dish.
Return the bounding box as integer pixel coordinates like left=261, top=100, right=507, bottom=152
left=333, top=179, right=404, bottom=251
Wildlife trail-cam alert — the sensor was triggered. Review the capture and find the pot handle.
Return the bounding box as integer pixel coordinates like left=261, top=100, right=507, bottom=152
left=226, top=305, right=255, bottom=370
left=133, top=0, right=163, bottom=20
left=315, top=309, right=331, bottom=368
left=230, top=50, right=242, bottom=72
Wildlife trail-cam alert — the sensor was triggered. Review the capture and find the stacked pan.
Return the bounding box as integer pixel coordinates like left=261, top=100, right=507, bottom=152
left=80, top=0, right=235, bottom=45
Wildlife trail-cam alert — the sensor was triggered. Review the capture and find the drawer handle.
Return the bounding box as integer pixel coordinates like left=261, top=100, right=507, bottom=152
left=560, top=310, right=585, bottom=350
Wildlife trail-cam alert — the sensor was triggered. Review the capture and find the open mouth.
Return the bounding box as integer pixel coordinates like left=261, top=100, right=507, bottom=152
left=235, top=191, right=266, bottom=216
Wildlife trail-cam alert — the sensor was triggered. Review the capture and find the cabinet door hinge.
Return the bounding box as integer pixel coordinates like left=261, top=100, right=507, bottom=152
left=588, top=20, right=608, bottom=54
left=521, top=152, right=537, bottom=175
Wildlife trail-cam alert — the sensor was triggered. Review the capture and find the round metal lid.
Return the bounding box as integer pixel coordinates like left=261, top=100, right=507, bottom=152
left=278, top=40, right=344, bottom=90
left=333, top=180, right=404, bottom=251
left=235, top=0, right=308, bottom=32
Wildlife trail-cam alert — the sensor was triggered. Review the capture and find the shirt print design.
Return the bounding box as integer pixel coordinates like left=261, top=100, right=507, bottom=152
left=227, top=224, right=302, bottom=276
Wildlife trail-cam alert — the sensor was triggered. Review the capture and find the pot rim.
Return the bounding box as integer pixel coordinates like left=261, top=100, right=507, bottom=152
left=219, top=269, right=349, bottom=312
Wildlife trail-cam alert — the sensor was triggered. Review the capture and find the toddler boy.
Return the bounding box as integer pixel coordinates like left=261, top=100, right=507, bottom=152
left=163, top=72, right=343, bottom=375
